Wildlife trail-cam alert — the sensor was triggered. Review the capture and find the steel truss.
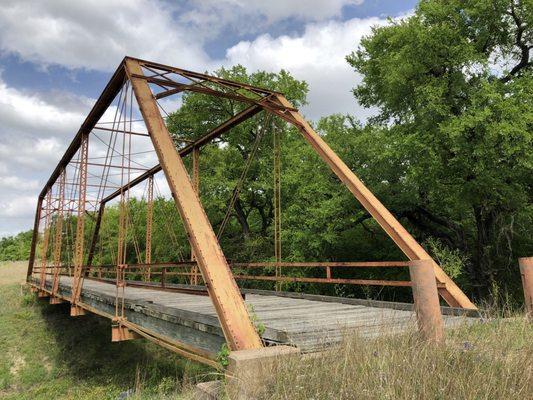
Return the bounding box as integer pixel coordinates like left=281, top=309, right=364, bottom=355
left=27, top=56, right=476, bottom=359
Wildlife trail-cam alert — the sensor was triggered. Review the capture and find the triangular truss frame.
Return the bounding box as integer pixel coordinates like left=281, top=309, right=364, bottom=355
left=27, top=57, right=476, bottom=352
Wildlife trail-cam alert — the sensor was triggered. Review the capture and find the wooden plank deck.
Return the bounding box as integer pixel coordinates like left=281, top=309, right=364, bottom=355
left=33, top=277, right=477, bottom=355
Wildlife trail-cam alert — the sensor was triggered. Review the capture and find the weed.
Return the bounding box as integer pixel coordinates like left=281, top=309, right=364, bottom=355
left=247, top=304, right=265, bottom=336
left=216, top=343, right=230, bottom=368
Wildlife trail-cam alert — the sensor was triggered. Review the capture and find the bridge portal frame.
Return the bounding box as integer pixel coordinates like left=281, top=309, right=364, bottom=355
left=27, top=56, right=476, bottom=358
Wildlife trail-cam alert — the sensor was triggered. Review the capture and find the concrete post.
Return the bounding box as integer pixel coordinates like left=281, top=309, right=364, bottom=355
left=518, top=257, right=533, bottom=321
left=409, top=259, right=444, bottom=343
left=225, top=346, right=300, bottom=399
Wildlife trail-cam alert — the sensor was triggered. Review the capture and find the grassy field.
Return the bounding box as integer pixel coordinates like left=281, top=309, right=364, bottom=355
left=1, top=261, right=531, bottom=399
left=257, top=317, right=532, bottom=399
left=0, top=261, right=213, bottom=399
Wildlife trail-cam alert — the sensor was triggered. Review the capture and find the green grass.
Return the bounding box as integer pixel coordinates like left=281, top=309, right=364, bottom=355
left=0, top=262, right=214, bottom=399
left=2, top=261, right=531, bottom=399
left=241, top=316, right=533, bottom=400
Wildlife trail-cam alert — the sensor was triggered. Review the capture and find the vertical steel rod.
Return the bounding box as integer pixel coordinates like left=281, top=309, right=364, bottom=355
left=27, top=196, right=44, bottom=280
left=39, top=190, right=52, bottom=290
left=51, top=169, right=66, bottom=296
left=145, top=175, right=154, bottom=281
left=87, top=203, right=105, bottom=271
left=190, top=147, right=199, bottom=285
left=273, top=122, right=282, bottom=291
left=71, top=134, right=89, bottom=304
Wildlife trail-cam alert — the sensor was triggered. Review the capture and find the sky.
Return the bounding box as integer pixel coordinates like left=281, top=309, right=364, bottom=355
left=0, top=0, right=417, bottom=237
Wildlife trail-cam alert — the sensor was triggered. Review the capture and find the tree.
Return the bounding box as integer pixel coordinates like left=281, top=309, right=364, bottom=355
left=0, top=230, right=33, bottom=261
left=166, top=65, right=308, bottom=260
left=346, top=0, right=532, bottom=297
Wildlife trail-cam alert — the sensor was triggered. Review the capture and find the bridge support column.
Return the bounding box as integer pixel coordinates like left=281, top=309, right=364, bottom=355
left=225, top=346, right=300, bottom=399
left=70, top=305, right=86, bottom=316
left=111, top=320, right=142, bottom=342
left=519, top=257, right=533, bottom=321
left=409, top=259, right=444, bottom=343
left=49, top=297, right=65, bottom=304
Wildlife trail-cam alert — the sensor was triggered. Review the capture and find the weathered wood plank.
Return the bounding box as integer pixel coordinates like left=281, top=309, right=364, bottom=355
left=32, top=277, right=478, bottom=353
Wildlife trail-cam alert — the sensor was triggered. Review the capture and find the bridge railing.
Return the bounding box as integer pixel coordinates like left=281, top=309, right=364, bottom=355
left=32, top=261, right=445, bottom=290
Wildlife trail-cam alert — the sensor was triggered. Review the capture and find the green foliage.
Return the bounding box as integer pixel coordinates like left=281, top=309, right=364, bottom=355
left=424, top=237, right=467, bottom=280
left=0, top=230, right=33, bottom=262
left=247, top=304, right=265, bottom=336
left=0, top=262, right=212, bottom=399
left=216, top=344, right=230, bottom=368
left=346, top=0, right=533, bottom=298
left=21, top=4, right=532, bottom=304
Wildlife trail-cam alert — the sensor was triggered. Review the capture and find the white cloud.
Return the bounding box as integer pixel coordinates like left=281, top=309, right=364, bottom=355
left=180, top=0, right=364, bottom=38
left=0, top=79, right=88, bottom=137
left=237, top=0, right=364, bottom=22
left=224, top=17, right=385, bottom=120
left=0, top=1, right=407, bottom=237
left=0, top=176, right=39, bottom=191
left=0, top=195, right=36, bottom=218
left=0, top=74, right=94, bottom=236
left=0, top=0, right=212, bottom=71
left=0, top=0, right=387, bottom=121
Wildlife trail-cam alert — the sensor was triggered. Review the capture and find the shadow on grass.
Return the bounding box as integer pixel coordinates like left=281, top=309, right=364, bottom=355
left=36, top=298, right=211, bottom=394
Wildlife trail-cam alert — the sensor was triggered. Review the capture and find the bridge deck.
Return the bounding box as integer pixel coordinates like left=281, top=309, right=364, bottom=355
left=33, top=277, right=476, bottom=356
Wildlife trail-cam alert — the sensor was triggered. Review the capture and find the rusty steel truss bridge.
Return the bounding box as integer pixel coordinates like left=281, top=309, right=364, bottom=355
left=27, top=57, right=478, bottom=368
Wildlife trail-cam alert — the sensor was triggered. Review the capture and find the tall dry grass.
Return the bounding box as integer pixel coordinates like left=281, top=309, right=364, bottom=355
left=0, top=260, right=27, bottom=285
left=237, top=318, right=532, bottom=400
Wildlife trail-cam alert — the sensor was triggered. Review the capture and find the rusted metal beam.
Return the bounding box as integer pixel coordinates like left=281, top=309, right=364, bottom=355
left=125, top=58, right=262, bottom=351
left=39, top=61, right=127, bottom=200
left=268, top=94, right=476, bottom=310
left=70, top=161, right=149, bottom=171
left=71, top=135, right=89, bottom=304
left=132, top=57, right=278, bottom=96
left=190, top=147, right=199, bottom=285
left=154, top=83, right=202, bottom=100
left=145, top=176, right=153, bottom=281
left=93, top=126, right=150, bottom=137
left=39, top=191, right=52, bottom=290
left=86, top=204, right=105, bottom=271
left=51, top=169, right=66, bottom=296
left=100, top=104, right=262, bottom=205
left=138, top=75, right=295, bottom=112
left=27, top=196, right=43, bottom=279
left=232, top=274, right=438, bottom=288
left=232, top=261, right=410, bottom=268
left=273, top=122, right=281, bottom=290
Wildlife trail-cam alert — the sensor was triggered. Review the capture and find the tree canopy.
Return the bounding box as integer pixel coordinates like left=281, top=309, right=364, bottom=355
left=10, top=0, right=531, bottom=304
left=346, top=0, right=532, bottom=296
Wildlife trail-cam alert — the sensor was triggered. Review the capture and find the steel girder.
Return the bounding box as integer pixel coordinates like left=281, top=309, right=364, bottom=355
left=27, top=56, right=476, bottom=355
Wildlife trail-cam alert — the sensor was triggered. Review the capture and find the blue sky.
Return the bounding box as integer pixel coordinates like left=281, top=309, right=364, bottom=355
left=0, top=0, right=417, bottom=236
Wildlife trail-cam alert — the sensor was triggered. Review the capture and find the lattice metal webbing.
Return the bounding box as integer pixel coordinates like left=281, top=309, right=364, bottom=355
left=51, top=169, right=66, bottom=296
left=71, top=134, right=89, bottom=303
left=39, top=190, right=52, bottom=290
left=190, top=148, right=199, bottom=285
left=273, top=121, right=282, bottom=290
left=145, top=175, right=153, bottom=281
